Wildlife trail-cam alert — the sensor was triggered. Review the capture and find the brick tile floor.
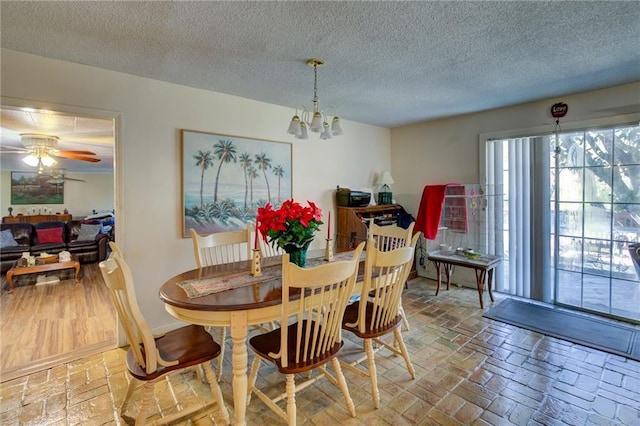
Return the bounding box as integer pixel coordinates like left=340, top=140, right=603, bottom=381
left=1, top=278, right=639, bottom=425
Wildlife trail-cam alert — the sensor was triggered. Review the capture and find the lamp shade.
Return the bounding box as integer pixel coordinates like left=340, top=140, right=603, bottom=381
left=22, top=154, right=39, bottom=167
left=377, top=171, right=395, bottom=186
left=41, top=155, right=57, bottom=167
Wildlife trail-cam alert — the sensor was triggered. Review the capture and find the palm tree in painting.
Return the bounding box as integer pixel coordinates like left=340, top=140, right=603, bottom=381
left=248, top=166, right=258, bottom=209
left=272, top=165, right=284, bottom=203
left=254, top=152, right=272, bottom=203
left=212, top=139, right=237, bottom=202
left=193, top=150, right=214, bottom=208
left=239, top=152, right=252, bottom=211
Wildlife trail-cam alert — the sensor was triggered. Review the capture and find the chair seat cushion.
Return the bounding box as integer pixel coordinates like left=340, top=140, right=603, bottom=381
left=249, top=320, right=343, bottom=374
left=126, top=325, right=221, bottom=381
left=342, top=300, right=401, bottom=338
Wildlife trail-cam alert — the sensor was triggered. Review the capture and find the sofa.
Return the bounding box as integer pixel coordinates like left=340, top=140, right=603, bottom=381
left=0, top=221, right=109, bottom=273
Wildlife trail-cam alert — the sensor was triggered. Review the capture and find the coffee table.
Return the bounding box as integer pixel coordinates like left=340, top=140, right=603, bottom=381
left=5, top=255, right=80, bottom=293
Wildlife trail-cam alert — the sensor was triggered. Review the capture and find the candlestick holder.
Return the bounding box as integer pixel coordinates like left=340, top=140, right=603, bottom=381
left=250, top=249, right=262, bottom=276
left=324, top=238, right=334, bottom=261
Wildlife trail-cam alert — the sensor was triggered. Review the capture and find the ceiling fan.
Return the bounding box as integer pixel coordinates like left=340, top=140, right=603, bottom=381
left=0, top=133, right=101, bottom=173
left=42, top=168, right=86, bottom=183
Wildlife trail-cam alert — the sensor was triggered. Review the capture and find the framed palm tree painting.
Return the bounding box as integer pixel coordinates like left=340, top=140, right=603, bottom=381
left=181, top=129, right=292, bottom=237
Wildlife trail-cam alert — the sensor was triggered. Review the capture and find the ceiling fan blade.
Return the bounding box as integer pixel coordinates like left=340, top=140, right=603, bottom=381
left=56, top=149, right=97, bottom=156
left=63, top=177, right=86, bottom=182
left=53, top=152, right=101, bottom=162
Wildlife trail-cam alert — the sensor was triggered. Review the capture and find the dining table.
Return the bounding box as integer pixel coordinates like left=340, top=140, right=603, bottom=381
left=159, top=248, right=364, bottom=426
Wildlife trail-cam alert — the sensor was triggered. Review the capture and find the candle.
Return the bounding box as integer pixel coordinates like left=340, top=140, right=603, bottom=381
left=254, top=221, right=259, bottom=250
left=327, top=211, right=331, bottom=239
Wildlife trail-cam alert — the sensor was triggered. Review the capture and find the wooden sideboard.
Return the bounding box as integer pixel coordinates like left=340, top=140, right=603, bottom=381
left=2, top=214, right=72, bottom=224
left=336, top=204, right=408, bottom=250
left=336, top=204, right=417, bottom=279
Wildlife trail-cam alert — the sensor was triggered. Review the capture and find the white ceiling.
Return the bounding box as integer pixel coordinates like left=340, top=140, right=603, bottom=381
left=1, top=1, right=639, bottom=172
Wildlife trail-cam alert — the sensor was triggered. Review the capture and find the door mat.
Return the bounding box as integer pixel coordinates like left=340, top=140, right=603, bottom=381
left=483, top=298, right=640, bottom=362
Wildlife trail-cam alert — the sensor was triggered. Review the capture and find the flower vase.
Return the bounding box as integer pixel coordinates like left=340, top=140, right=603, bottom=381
left=283, top=241, right=311, bottom=267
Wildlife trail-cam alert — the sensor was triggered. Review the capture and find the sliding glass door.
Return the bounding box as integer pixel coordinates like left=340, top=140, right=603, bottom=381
left=486, top=123, right=640, bottom=323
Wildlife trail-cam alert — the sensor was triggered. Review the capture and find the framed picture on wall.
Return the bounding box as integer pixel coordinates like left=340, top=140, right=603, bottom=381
left=10, top=171, right=64, bottom=204
left=181, top=129, right=292, bottom=238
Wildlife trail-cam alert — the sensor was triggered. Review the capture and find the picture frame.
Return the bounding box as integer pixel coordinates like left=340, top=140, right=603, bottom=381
left=10, top=171, right=64, bottom=204
left=181, top=130, right=292, bottom=237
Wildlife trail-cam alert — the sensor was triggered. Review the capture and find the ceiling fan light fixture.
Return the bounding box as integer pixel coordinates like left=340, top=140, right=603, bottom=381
left=41, top=155, right=57, bottom=167
left=22, top=154, right=39, bottom=167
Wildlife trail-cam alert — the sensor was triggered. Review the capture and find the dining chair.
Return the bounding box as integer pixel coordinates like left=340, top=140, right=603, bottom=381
left=258, top=232, right=285, bottom=259
left=98, top=253, right=229, bottom=425
left=190, top=224, right=256, bottom=381
left=190, top=225, right=252, bottom=268
left=367, top=221, right=415, bottom=330
left=108, top=240, right=123, bottom=258
left=340, top=233, right=419, bottom=409
left=246, top=241, right=366, bottom=426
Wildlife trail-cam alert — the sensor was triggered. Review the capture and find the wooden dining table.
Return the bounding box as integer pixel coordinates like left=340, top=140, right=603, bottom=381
left=159, top=249, right=363, bottom=426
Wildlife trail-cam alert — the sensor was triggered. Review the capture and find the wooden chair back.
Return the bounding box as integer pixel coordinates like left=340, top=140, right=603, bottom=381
left=277, top=241, right=365, bottom=370
left=190, top=225, right=252, bottom=267
left=258, top=235, right=285, bottom=259
left=351, top=233, right=418, bottom=334
left=99, top=254, right=171, bottom=375
left=108, top=240, right=123, bottom=259
left=368, top=221, right=414, bottom=252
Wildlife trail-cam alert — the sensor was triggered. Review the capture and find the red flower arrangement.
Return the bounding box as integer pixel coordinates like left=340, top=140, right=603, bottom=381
left=256, top=199, right=323, bottom=251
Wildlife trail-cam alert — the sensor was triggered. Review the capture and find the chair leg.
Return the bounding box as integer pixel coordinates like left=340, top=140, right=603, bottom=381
left=136, top=381, right=155, bottom=425
left=217, top=327, right=226, bottom=381
left=399, top=300, right=410, bottom=331
left=202, top=361, right=230, bottom=425
left=247, top=356, right=261, bottom=405
left=393, top=328, right=415, bottom=379
left=364, top=339, right=380, bottom=409
left=120, top=375, right=138, bottom=417
left=331, top=358, right=357, bottom=417
left=285, top=374, right=297, bottom=426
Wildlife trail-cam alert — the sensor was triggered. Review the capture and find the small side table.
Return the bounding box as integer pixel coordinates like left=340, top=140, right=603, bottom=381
left=428, top=251, right=501, bottom=309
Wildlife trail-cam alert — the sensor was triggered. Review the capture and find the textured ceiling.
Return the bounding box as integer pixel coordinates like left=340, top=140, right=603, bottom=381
left=1, top=1, right=639, bottom=173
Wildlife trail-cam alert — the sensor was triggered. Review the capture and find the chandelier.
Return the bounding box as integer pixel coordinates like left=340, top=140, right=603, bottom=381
left=287, top=58, right=344, bottom=140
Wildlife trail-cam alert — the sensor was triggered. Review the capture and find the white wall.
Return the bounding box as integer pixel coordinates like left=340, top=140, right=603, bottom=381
left=1, top=49, right=391, bottom=330
left=1, top=170, right=114, bottom=218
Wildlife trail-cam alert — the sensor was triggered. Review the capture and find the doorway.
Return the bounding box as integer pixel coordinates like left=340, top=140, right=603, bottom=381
left=0, top=102, right=119, bottom=381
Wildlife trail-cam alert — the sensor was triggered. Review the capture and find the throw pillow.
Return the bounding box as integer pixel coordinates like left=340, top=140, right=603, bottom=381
left=77, top=223, right=102, bottom=241
left=37, top=227, right=64, bottom=244
left=0, top=229, right=18, bottom=248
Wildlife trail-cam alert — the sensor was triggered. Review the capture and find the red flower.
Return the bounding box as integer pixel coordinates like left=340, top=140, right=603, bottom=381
left=256, top=199, right=323, bottom=249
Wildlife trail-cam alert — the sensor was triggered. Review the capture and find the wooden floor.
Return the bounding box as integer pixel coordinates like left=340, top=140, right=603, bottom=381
left=0, top=262, right=117, bottom=381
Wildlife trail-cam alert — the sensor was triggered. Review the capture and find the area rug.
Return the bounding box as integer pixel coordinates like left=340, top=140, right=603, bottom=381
left=483, top=298, right=640, bottom=362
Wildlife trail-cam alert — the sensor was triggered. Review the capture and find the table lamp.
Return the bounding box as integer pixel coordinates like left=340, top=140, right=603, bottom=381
left=377, top=171, right=394, bottom=205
